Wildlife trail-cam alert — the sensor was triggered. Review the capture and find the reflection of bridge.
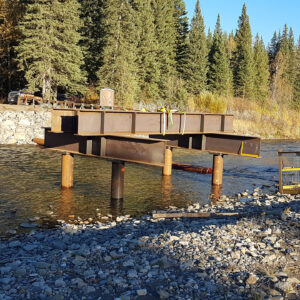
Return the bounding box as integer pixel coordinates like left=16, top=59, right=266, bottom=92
left=39, top=108, right=261, bottom=201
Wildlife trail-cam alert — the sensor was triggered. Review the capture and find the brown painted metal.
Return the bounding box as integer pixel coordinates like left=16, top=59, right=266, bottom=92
left=51, top=109, right=77, bottom=133
left=149, top=133, right=260, bottom=157
left=111, top=161, right=125, bottom=199
left=163, top=147, right=172, bottom=176
left=212, top=155, right=223, bottom=186
left=51, top=109, right=234, bottom=135
left=61, top=153, right=74, bottom=188
left=44, top=129, right=167, bottom=167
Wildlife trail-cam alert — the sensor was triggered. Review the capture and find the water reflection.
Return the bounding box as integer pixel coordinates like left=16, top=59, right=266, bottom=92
left=110, top=198, right=124, bottom=216
left=58, top=188, right=74, bottom=219
left=161, top=176, right=172, bottom=207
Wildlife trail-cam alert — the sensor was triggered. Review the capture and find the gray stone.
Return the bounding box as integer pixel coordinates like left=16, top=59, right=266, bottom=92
left=71, top=278, right=86, bottom=288
left=55, top=279, right=66, bottom=288
left=52, top=240, right=67, bottom=250
left=158, top=289, right=170, bottom=299
left=9, top=241, right=21, bottom=247
left=35, top=262, right=50, bottom=269
left=127, top=269, right=137, bottom=278
left=23, top=244, right=37, bottom=252
left=123, top=260, right=134, bottom=267
left=137, top=289, right=147, bottom=296
left=86, top=286, right=96, bottom=294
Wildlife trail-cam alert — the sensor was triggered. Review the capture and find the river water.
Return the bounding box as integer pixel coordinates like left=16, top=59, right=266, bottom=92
left=0, top=140, right=299, bottom=234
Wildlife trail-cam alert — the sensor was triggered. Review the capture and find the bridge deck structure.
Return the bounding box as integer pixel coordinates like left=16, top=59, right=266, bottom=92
left=42, top=108, right=261, bottom=201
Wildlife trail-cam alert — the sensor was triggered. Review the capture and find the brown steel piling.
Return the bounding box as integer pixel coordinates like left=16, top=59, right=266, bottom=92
left=61, top=153, right=74, bottom=188
left=111, top=161, right=125, bottom=200
left=212, top=154, right=224, bottom=186
left=163, top=147, right=172, bottom=176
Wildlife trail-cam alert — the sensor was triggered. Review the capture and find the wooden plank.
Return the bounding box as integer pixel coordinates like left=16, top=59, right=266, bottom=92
left=152, top=210, right=283, bottom=219
left=152, top=212, right=239, bottom=218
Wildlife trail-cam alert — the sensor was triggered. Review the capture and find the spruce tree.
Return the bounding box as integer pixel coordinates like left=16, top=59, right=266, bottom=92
left=0, top=0, right=25, bottom=97
left=17, top=0, right=87, bottom=99
left=134, top=0, right=160, bottom=103
left=207, top=28, right=213, bottom=51
left=207, top=15, right=231, bottom=95
left=269, top=26, right=297, bottom=105
left=253, top=34, right=269, bottom=102
left=79, top=0, right=105, bottom=84
left=233, top=3, right=254, bottom=99
left=293, top=37, right=300, bottom=109
left=97, top=0, right=139, bottom=107
left=186, top=0, right=208, bottom=94
left=153, top=0, right=177, bottom=97
left=174, top=0, right=189, bottom=79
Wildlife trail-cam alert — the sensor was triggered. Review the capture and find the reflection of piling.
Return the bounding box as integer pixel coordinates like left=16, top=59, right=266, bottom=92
left=61, top=153, right=74, bottom=188
left=163, top=147, right=172, bottom=176
left=212, top=154, right=223, bottom=186
left=111, top=161, right=125, bottom=200
left=60, top=188, right=74, bottom=217
left=161, top=175, right=172, bottom=206
left=110, top=198, right=124, bottom=217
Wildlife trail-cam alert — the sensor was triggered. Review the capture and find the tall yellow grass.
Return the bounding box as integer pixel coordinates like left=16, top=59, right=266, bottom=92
left=189, top=93, right=300, bottom=139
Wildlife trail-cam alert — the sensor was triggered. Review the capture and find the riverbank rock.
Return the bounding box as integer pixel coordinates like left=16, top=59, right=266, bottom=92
left=0, top=192, right=299, bottom=299
left=0, top=109, right=51, bottom=144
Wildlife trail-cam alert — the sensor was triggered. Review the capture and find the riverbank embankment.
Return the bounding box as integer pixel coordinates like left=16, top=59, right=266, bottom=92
left=0, top=104, right=51, bottom=144
left=0, top=190, right=299, bottom=299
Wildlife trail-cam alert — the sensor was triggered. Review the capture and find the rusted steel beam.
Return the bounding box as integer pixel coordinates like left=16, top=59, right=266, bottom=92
left=50, top=109, right=234, bottom=135
left=149, top=133, right=260, bottom=157
left=44, top=129, right=167, bottom=167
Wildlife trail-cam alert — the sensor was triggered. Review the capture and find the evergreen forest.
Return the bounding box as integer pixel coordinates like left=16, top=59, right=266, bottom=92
left=0, top=0, right=299, bottom=112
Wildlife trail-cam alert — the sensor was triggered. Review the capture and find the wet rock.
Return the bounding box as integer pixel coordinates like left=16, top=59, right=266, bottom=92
left=19, top=222, right=37, bottom=228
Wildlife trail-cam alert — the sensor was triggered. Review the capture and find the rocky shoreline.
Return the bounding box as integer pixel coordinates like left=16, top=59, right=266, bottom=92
left=0, top=106, right=51, bottom=144
left=0, top=190, right=299, bottom=300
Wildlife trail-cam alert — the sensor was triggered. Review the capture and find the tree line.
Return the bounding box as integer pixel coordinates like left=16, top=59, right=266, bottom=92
left=0, top=0, right=299, bottom=109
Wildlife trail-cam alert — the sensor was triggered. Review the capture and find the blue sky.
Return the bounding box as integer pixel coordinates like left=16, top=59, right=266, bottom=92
left=185, top=0, right=300, bottom=45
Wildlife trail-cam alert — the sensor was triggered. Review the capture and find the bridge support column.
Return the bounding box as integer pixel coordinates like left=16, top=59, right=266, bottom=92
left=61, top=153, right=74, bottom=188
left=212, top=154, right=223, bottom=186
left=111, top=161, right=125, bottom=200
left=162, top=147, right=172, bottom=176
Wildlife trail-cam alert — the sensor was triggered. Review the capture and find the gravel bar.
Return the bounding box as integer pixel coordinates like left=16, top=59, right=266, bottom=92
left=0, top=189, right=299, bottom=300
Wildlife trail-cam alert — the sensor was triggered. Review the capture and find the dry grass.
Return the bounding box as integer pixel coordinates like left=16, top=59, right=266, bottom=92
left=189, top=94, right=299, bottom=139
left=227, top=97, right=300, bottom=138
left=188, top=91, right=227, bottom=114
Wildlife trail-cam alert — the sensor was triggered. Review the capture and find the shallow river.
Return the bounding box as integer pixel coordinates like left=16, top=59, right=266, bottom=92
left=0, top=140, right=299, bottom=234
